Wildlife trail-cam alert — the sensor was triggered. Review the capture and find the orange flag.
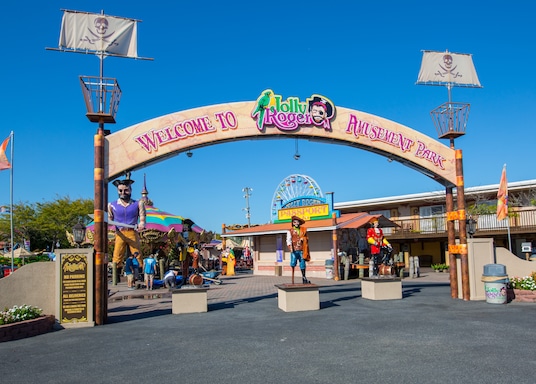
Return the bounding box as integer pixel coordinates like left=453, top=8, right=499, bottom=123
left=496, top=165, right=508, bottom=221
left=0, top=135, right=11, bottom=171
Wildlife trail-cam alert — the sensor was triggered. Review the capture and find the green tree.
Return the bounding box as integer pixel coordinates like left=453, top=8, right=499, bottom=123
left=0, top=202, right=37, bottom=250
left=0, top=196, right=93, bottom=251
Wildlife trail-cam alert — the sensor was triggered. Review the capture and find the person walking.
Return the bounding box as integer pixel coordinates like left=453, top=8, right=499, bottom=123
left=132, top=252, right=140, bottom=286
left=124, top=253, right=136, bottom=290
left=143, top=253, right=157, bottom=290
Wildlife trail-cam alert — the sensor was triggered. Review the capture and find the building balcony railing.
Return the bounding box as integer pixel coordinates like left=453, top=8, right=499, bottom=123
left=386, top=207, right=536, bottom=240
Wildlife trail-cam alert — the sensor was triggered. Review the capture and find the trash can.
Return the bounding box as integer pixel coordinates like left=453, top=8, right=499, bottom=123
left=274, top=265, right=282, bottom=276
left=325, top=259, right=334, bottom=279
left=481, top=264, right=509, bottom=304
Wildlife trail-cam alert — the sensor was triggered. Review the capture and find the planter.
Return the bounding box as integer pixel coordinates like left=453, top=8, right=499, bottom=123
left=509, top=289, right=536, bottom=303
left=0, top=315, right=55, bottom=342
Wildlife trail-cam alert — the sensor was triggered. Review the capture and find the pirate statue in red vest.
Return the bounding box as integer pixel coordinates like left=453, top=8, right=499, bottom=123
left=366, top=218, right=391, bottom=276
left=286, top=215, right=311, bottom=284
left=108, top=177, right=146, bottom=268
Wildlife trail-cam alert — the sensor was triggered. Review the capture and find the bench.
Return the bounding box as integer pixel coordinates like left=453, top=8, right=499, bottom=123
left=351, top=263, right=370, bottom=278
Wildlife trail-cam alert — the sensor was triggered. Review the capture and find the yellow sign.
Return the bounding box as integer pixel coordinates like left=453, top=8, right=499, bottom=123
left=446, top=210, right=467, bottom=221
left=278, top=204, right=329, bottom=221
left=448, top=244, right=468, bottom=255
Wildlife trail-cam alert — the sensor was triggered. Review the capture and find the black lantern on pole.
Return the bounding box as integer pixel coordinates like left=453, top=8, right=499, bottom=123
left=72, top=221, right=87, bottom=247
left=466, top=217, right=477, bottom=238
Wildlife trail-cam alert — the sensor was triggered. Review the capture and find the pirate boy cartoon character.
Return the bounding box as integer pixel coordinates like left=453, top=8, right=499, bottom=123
left=307, top=95, right=335, bottom=130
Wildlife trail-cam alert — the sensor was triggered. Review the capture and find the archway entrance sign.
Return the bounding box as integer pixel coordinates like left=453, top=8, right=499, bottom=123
left=105, top=89, right=456, bottom=187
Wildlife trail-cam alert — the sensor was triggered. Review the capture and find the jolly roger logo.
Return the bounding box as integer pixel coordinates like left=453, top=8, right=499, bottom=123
left=82, top=17, right=118, bottom=47
left=434, top=54, right=462, bottom=79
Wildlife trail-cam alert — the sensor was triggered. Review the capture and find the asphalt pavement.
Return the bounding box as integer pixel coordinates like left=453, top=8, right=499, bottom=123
left=1, top=269, right=534, bottom=384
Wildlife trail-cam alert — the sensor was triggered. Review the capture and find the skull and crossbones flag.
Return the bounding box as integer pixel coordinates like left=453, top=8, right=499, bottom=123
left=59, top=10, right=138, bottom=58
left=416, top=50, right=482, bottom=88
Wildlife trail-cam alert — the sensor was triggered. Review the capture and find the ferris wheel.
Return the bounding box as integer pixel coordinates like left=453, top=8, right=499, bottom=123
left=271, top=174, right=323, bottom=219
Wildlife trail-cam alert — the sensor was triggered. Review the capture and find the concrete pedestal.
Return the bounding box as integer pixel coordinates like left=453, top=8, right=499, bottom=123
left=361, top=277, right=402, bottom=300
left=275, top=284, right=320, bottom=312
left=171, top=287, right=208, bottom=314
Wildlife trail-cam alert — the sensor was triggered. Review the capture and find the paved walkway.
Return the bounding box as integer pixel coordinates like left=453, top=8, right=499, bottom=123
left=2, top=268, right=534, bottom=384
left=106, top=268, right=450, bottom=320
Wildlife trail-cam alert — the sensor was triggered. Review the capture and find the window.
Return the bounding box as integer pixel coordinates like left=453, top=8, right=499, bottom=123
left=419, top=205, right=445, bottom=233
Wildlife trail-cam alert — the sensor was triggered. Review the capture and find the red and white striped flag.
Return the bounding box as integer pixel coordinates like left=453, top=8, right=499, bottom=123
left=0, top=135, right=11, bottom=171
left=496, top=165, right=508, bottom=221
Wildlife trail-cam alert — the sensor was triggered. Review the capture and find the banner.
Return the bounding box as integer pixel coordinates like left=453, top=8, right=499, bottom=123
left=496, top=165, right=508, bottom=221
left=417, top=50, right=482, bottom=87
left=59, top=10, right=138, bottom=58
left=0, top=135, right=10, bottom=171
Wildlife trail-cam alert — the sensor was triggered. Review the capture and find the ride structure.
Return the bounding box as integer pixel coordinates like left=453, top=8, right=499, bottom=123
left=270, top=174, right=337, bottom=224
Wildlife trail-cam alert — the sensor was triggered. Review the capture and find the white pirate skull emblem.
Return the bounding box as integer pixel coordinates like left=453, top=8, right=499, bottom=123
left=443, top=54, right=453, bottom=69
left=435, top=53, right=462, bottom=79
left=87, top=17, right=116, bottom=43
left=94, top=17, right=109, bottom=35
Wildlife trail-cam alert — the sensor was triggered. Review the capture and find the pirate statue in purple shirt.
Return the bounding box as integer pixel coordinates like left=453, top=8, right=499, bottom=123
left=108, top=178, right=146, bottom=267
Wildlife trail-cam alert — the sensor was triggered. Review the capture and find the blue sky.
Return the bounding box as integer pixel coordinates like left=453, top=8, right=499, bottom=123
left=0, top=1, right=534, bottom=233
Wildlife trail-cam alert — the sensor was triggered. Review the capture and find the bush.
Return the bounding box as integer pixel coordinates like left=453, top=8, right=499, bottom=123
left=0, top=305, right=43, bottom=325
left=509, top=272, right=536, bottom=291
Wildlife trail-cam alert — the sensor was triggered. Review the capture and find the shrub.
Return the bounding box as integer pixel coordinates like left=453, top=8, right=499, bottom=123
left=0, top=305, right=43, bottom=325
left=509, top=272, right=536, bottom=291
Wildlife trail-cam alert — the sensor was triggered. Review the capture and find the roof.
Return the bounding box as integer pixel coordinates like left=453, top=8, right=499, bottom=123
left=334, top=179, right=536, bottom=210
left=221, top=212, right=398, bottom=237
left=201, top=239, right=222, bottom=249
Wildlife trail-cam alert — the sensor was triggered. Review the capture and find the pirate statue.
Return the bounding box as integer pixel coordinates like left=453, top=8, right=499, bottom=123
left=286, top=215, right=311, bottom=284
left=366, top=218, right=391, bottom=276
left=108, top=177, right=146, bottom=269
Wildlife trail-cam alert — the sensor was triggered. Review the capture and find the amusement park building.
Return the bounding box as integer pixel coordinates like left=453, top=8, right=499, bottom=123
left=334, top=179, right=536, bottom=265
left=223, top=179, right=536, bottom=278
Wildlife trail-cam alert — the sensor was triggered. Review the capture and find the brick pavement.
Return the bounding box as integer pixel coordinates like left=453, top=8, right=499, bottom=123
left=107, top=268, right=450, bottom=320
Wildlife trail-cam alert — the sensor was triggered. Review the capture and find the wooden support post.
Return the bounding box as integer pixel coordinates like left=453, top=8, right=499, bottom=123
left=455, top=149, right=470, bottom=301
left=94, top=125, right=106, bottom=325
left=446, top=187, right=459, bottom=299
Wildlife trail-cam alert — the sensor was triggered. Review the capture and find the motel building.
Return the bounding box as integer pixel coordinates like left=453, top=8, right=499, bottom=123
left=222, top=179, right=536, bottom=279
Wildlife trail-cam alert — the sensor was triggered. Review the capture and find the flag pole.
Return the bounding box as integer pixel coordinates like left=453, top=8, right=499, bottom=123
left=507, top=219, right=512, bottom=253
left=9, top=131, right=14, bottom=273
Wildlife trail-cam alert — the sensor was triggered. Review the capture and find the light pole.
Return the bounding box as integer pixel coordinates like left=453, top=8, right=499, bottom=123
left=421, top=50, right=482, bottom=301
left=242, top=187, right=252, bottom=227
left=48, top=9, right=152, bottom=325
left=80, top=75, right=121, bottom=325
left=242, top=187, right=253, bottom=265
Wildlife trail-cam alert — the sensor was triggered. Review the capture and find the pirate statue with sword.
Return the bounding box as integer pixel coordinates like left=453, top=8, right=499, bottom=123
left=108, top=176, right=146, bottom=271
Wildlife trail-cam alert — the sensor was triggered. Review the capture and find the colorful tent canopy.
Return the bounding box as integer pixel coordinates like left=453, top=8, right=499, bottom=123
left=86, top=206, right=204, bottom=235
left=144, top=206, right=204, bottom=233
